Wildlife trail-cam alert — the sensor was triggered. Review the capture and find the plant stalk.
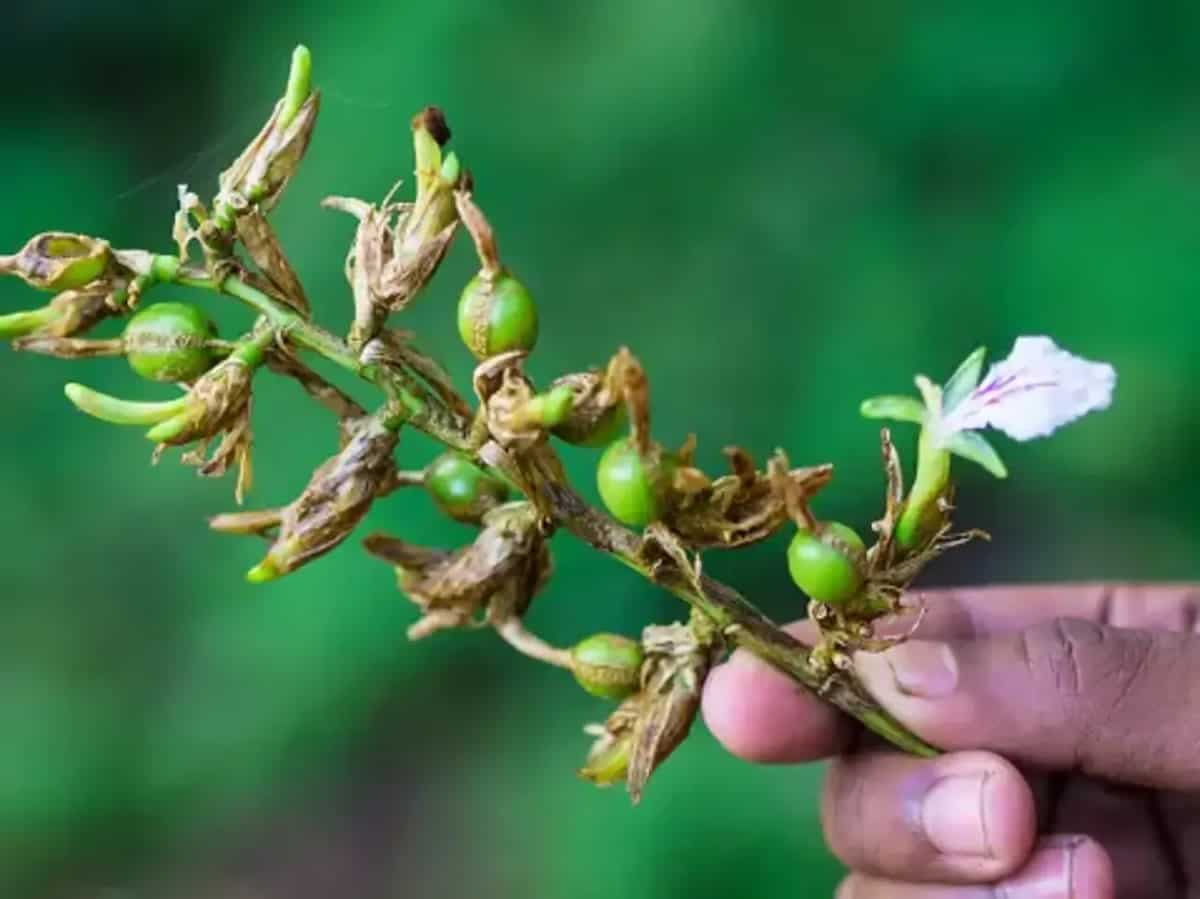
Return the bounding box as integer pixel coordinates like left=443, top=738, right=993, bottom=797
left=161, top=256, right=937, bottom=757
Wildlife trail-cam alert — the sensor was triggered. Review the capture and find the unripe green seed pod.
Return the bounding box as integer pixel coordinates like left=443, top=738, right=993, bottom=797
left=786, top=521, right=866, bottom=605
left=425, top=452, right=510, bottom=523
left=596, top=438, right=674, bottom=527
left=123, top=302, right=218, bottom=383
left=570, top=634, right=644, bottom=700
left=457, top=271, right=538, bottom=360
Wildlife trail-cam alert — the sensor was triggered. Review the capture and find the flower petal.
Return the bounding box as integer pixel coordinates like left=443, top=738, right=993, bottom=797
left=860, top=395, right=926, bottom=424
left=937, top=336, right=1115, bottom=442
left=945, top=430, right=1008, bottom=478
left=941, top=346, right=986, bottom=413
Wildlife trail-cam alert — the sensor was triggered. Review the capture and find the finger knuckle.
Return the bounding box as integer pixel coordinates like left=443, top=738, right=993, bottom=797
left=822, top=759, right=870, bottom=865
left=1020, top=618, right=1155, bottom=717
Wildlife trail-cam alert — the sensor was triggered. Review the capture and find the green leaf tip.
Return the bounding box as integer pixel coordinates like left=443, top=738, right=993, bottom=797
left=860, top=394, right=926, bottom=425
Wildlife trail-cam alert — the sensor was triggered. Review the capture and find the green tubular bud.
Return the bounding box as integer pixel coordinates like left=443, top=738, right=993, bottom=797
left=786, top=521, right=866, bottom=605
left=439, top=151, right=461, bottom=185
left=570, top=634, right=644, bottom=700
left=456, top=271, right=539, bottom=360
left=425, top=452, right=510, bottom=523
left=596, top=438, right=674, bottom=527
left=245, top=558, right=282, bottom=584
left=547, top=370, right=631, bottom=447
left=2, top=233, right=111, bottom=292
left=0, top=305, right=60, bottom=340
left=579, top=733, right=632, bottom=787
left=144, top=409, right=201, bottom=444
left=123, top=302, right=218, bottom=383
left=519, top=385, right=574, bottom=429
left=895, top=425, right=952, bottom=550
left=64, top=383, right=191, bottom=426
left=412, top=106, right=451, bottom=192
left=278, top=45, right=313, bottom=130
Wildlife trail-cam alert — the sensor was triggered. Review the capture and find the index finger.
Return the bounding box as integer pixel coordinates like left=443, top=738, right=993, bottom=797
left=701, top=583, right=1200, bottom=765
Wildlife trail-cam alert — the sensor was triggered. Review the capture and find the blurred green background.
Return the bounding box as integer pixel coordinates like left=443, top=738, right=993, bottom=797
left=2, top=1, right=1198, bottom=896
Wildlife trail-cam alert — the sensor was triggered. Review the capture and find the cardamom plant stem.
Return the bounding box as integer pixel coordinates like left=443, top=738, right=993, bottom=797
left=157, top=254, right=938, bottom=758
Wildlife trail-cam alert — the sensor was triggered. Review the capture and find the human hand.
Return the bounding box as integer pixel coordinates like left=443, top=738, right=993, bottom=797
left=702, top=584, right=1200, bottom=898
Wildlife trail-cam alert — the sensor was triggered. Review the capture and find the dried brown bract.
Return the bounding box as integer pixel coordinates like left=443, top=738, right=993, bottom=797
left=213, top=413, right=400, bottom=582
left=217, top=86, right=320, bottom=216
left=363, top=500, right=552, bottom=640
left=323, top=108, right=465, bottom=350
left=668, top=447, right=834, bottom=550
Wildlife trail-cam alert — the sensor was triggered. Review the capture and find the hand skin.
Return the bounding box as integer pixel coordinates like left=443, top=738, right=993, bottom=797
left=702, top=584, right=1200, bottom=899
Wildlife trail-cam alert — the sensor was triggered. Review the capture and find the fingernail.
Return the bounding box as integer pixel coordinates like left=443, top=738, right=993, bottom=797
left=920, top=773, right=992, bottom=857
left=995, top=836, right=1082, bottom=898
left=857, top=640, right=958, bottom=699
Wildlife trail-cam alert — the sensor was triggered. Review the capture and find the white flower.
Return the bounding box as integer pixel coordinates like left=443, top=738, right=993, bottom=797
left=862, top=336, right=1116, bottom=479
left=935, top=336, right=1116, bottom=444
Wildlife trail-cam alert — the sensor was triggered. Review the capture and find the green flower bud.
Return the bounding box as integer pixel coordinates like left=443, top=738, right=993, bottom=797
left=142, top=337, right=264, bottom=446
left=548, top=370, right=629, bottom=447
left=0, top=233, right=111, bottom=292
left=123, top=302, right=218, bottom=383
left=569, top=634, right=644, bottom=700
left=0, top=305, right=60, bottom=340
left=596, top=438, right=676, bottom=527
left=895, top=425, right=951, bottom=551
left=579, top=723, right=633, bottom=787
left=425, top=452, right=511, bottom=524
left=786, top=521, right=866, bottom=605
left=64, top=383, right=191, bottom=426
left=457, top=271, right=539, bottom=360
left=216, top=45, right=320, bottom=222
left=277, top=45, right=313, bottom=132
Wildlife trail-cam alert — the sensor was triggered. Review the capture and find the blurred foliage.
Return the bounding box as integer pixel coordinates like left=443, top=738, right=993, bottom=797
left=1, top=1, right=1198, bottom=897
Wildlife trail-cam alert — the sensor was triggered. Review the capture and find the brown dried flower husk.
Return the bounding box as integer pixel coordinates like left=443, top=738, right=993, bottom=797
left=241, top=415, right=400, bottom=579
left=663, top=446, right=834, bottom=550
left=218, top=91, right=320, bottom=214
left=363, top=500, right=551, bottom=640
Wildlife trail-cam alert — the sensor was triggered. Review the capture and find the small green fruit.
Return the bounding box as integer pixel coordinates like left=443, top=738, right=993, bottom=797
left=597, top=438, right=674, bottom=527
left=425, top=452, right=510, bottom=523
left=786, top=521, right=866, bottom=605
left=457, top=271, right=538, bottom=359
left=570, top=634, right=644, bottom=700
left=123, top=302, right=218, bottom=383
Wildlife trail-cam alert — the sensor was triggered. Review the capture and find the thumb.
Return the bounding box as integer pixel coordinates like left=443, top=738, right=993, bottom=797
left=855, top=616, right=1200, bottom=789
